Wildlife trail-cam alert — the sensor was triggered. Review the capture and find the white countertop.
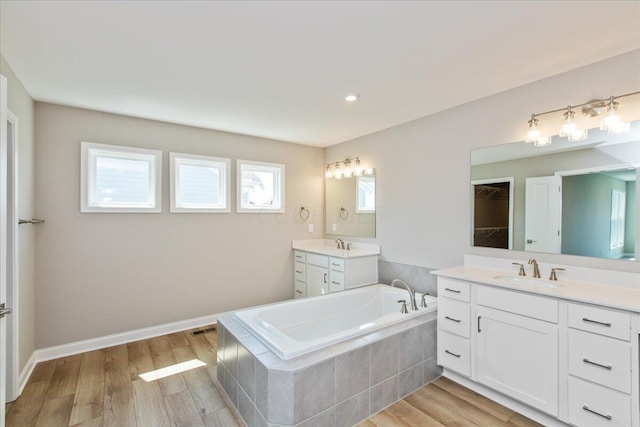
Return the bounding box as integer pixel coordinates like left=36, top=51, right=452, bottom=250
left=432, top=265, right=640, bottom=313
left=292, top=239, right=380, bottom=259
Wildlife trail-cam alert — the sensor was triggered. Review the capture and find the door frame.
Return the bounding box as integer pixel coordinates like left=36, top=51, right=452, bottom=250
left=6, top=109, right=19, bottom=402
left=1, top=73, right=8, bottom=424
left=471, top=177, right=515, bottom=250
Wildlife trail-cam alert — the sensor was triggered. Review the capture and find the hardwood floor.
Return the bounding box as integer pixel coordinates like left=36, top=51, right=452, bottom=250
left=6, top=326, right=542, bottom=427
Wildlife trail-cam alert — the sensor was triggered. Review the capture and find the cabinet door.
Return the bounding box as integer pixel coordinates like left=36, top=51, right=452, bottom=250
left=476, top=306, right=559, bottom=416
left=307, top=265, right=329, bottom=297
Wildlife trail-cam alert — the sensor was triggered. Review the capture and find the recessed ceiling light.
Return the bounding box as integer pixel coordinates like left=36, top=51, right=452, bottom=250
left=344, top=94, right=359, bottom=102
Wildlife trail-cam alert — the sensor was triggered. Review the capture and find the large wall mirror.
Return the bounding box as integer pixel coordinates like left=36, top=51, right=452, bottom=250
left=471, top=121, right=639, bottom=262
left=326, top=174, right=376, bottom=237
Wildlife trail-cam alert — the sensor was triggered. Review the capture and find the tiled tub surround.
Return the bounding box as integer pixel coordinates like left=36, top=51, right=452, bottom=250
left=378, top=259, right=437, bottom=295
left=216, top=311, right=439, bottom=427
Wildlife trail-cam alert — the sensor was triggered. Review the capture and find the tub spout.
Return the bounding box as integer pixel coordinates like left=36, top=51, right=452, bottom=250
left=390, top=279, right=418, bottom=311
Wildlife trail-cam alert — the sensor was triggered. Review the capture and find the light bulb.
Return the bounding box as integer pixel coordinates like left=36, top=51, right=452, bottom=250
left=334, top=168, right=343, bottom=179
left=325, top=166, right=333, bottom=179
left=343, top=167, right=352, bottom=178
left=559, top=106, right=578, bottom=138
left=354, top=159, right=363, bottom=176
left=525, top=114, right=541, bottom=143
left=601, top=96, right=629, bottom=134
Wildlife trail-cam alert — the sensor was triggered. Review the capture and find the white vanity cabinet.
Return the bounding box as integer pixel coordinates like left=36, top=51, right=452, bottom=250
left=435, top=274, right=639, bottom=426
left=292, top=249, right=378, bottom=298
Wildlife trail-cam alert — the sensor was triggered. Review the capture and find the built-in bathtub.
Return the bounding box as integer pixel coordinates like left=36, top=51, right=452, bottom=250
left=217, top=284, right=441, bottom=427
left=234, top=284, right=437, bottom=359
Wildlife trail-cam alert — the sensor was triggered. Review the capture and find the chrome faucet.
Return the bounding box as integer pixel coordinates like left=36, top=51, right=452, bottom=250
left=390, top=279, right=418, bottom=311
left=528, top=258, right=541, bottom=278
left=335, top=239, right=345, bottom=249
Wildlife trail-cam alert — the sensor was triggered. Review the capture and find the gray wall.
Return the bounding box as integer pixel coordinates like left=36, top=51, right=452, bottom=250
left=562, top=174, right=627, bottom=258
left=0, top=55, right=36, bottom=374
left=625, top=181, right=636, bottom=255
left=34, top=103, right=324, bottom=348
left=325, top=49, right=640, bottom=276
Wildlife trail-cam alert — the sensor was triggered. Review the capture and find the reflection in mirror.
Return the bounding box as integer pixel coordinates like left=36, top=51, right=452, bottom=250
left=471, top=121, right=639, bottom=262
left=326, top=175, right=376, bottom=237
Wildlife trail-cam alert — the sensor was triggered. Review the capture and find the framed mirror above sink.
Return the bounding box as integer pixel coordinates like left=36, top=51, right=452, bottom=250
left=471, top=120, right=639, bottom=262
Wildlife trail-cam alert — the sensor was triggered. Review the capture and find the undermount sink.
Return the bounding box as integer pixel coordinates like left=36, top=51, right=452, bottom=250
left=492, top=275, right=562, bottom=289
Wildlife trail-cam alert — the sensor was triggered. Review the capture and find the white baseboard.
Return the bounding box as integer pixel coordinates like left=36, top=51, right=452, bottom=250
left=17, top=351, right=37, bottom=396
left=443, top=369, right=567, bottom=427
left=32, top=312, right=223, bottom=364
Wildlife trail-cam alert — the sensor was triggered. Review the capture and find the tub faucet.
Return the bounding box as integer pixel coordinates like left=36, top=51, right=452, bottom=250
left=335, top=239, right=345, bottom=249
left=390, top=279, right=418, bottom=311
left=528, top=258, right=541, bottom=278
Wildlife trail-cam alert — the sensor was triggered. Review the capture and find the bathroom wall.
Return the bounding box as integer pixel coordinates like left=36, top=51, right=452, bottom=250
left=325, top=49, right=640, bottom=284
left=0, top=55, right=36, bottom=374
left=34, top=103, right=324, bottom=348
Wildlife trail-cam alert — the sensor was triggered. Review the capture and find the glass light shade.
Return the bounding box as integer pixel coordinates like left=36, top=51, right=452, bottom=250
left=334, top=169, right=343, bottom=179
left=567, top=129, right=588, bottom=142
left=526, top=128, right=541, bottom=142
left=325, top=167, right=333, bottom=179
left=343, top=167, right=353, bottom=178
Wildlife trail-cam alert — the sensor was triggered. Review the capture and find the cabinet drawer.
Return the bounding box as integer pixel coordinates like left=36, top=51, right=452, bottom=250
left=477, top=285, right=558, bottom=323
left=294, top=250, right=306, bottom=263
left=307, top=253, right=329, bottom=268
left=437, top=278, right=470, bottom=302
left=329, top=271, right=345, bottom=293
left=329, top=257, right=345, bottom=272
left=294, top=281, right=306, bottom=298
left=568, top=302, right=631, bottom=341
left=568, top=329, right=631, bottom=394
left=568, top=376, right=631, bottom=427
left=437, top=298, right=470, bottom=338
left=437, top=330, right=470, bottom=377
left=294, top=262, right=306, bottom=282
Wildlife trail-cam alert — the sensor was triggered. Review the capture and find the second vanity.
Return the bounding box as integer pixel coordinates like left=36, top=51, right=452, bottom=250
left=433, top=255, right=640, bottom=427
left=291, top=239, right=379, bottom=298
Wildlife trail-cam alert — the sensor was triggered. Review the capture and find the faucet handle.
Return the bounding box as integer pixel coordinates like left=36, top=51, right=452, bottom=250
left=397, top=300, right=409, bottom=314
left=346, top=243, right=352, bottom=251
left=420, top=293, right=430, bottom=308
left=549, top=267, right=565, bottom=281
left=512, top=262, right=526, bottom=276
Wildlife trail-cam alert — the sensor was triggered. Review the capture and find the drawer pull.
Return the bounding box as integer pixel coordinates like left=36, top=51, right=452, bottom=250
left=582, top=317, right=612, bottom=327
left=295, top=270, right=303, bottom=274
left=445, top=316, right=461, bottom=323
left=296, top=255, right=303, bottom=259
left=582, top=358, right=612, bottom=370
left=295, top=290, right=303, bottom=294
left=331, top=281, right=341, bottom=285
left=331, top=263, right=341, bottom=266
left=444, top=350, right=461, bottom=358
left=582, top=405, right=612, bottom=421
left=477, top=316, right=482, bottom=332
left=445, top=288, right=461, bottom=293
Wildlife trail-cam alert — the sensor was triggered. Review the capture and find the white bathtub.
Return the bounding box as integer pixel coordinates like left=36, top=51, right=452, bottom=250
left=233, top=284, right=437, bottom=360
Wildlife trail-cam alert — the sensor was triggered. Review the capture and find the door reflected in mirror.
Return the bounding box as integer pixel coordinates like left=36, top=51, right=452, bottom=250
left=326, top=175, right=376, bottom=237
left=471, top=121, right=639, bottom=262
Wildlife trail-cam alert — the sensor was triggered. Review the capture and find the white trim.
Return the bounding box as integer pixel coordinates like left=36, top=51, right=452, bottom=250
left=169, top=152, right=231, bottom=213
left=471, top=177, right=515, bottom=250
left=17, top=351, right=36, bottom=396
left=554, top=162, right=640, bottom=178
left=443, top=370, right=566, bottom=427
left=80, top=141, right=163, bottom=213
left=236, top=159, right=285, bottom=213
left=0, top=74, right=7, bottom=421
left=6, top=110, right=19, bottom=401
left=33, top=311, right=223, bottom=363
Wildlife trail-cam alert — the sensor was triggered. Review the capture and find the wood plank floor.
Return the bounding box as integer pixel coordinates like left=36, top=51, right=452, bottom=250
left=6, top=326, right=542, bottom=427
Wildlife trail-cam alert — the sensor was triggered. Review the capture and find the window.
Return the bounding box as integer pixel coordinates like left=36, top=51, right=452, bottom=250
left=170, top=153, right=230, bottom=213
left=237, top=160, right=285, bottom=213
left=356, top=175, right=376, bottom=213
left=81, top=141, right=162, bottom=212
left=610, top=189, right=626, bottom=249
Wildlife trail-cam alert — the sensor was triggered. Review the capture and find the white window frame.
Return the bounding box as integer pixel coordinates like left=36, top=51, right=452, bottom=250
left=610, top=189, right=626, bottom=249
left=81, top=141, right=162, bottom=213
left=236, top=159, right=285, bottom=213
left=356, top=175, right=376, bottom=213
left=170, top=152, right=230, bottom=213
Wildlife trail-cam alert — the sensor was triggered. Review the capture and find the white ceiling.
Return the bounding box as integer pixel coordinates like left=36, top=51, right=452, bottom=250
left=1, top=1, right=639, bottom=147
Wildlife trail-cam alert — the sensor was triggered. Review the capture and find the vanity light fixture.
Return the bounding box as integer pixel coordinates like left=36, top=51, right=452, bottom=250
left=325, top=157, right=373, bottom=179
left=601, top=96, right=631, bottom=134
left=559, top=105, right=588, bottom=142
left=524, top=91, right=638, bottom=147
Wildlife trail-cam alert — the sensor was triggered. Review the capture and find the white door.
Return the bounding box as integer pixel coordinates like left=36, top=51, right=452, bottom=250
left=525, top=176, right=561, bottom=253
left=476, top=306, right=559, bottom=416
left=306, top=265, right=328, bottom=297
left=0, top=74, right=9, bottom=425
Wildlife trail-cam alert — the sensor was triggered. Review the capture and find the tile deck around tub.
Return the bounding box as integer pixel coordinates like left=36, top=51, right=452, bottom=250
left=216, top=310, right=439, bottom=427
